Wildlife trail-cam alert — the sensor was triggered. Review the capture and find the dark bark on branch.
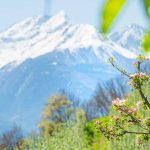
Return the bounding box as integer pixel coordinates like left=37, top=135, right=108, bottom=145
left=125, top=131, right=150, bottom=135
left=137, top=61, right=150, bottom=109
left=139, top=88, right=150, bottom=109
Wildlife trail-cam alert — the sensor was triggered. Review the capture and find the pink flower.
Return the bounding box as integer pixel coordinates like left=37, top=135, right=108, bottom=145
left=127, top=110, right=133, bottom=114
left=100, top=127, right=105, bottom=132
left=109, top=126, right=113, bottom=132
left=95, top=121, right=101, bottom=125
left=129, top=72, right=146, bottom=79
left=136, top=101, right=142, bottom=110
left=112, top=98, right=126, bottom=106
left=112, top=115, right=120, bottom=121
left=132, top=107, right=138, bottom=112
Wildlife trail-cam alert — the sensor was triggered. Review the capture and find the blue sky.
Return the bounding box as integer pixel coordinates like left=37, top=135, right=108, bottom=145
left=0, top=0, right=148, bottom=32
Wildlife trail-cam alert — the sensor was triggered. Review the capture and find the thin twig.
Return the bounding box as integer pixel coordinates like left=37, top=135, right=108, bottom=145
left=125, top=131, right=150, bottom=135
left=139, top=88, right=150, bottom=109
left=111, top=62, right=130, bottom=77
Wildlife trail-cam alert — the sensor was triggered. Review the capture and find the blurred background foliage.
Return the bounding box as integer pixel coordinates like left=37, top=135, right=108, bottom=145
left=101, top=0, right=150, bottom=52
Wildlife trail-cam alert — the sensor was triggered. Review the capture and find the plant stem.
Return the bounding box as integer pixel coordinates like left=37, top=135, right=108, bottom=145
left=125, top=131, right=150, bottom=135
left=137, top=61, right=150, bottom=109
left=111, top=62, right=130, bottom=77
left=138, top=87, right=150, bottom=109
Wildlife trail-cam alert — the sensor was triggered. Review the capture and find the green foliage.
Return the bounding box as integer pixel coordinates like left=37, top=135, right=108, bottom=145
left=86, top=120, right=108, bottom=150
left=25, top=96, right=92, bottom=149
left=38, top=95, right=73, bottom=136
left=137, top=134, right=149, bottom=145
left=88, top=118, right=149, bottom=149
left=14, top=90, right=150, bottom=149
left=96, top=98, right=150, bottom=141
left=144, top=117, right=150, bottom=127
left=143, top=0, right=150, bottom=19
left=101, top=0, right=127, bottom=33
left=142, top=32, right=150, bottom=52
left=27, top=109, right=91, bottom=150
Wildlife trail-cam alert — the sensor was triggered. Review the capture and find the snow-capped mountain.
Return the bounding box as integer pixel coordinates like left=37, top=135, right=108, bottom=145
left=109, top=24, right=145, bottom=53
left=0, top=11, right=144, bottom=132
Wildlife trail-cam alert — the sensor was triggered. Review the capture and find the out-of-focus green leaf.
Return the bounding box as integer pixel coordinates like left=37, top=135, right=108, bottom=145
left=143, top=0, right=150, bottom=19
left=101, top=0, right=127, bottom=33
left=142, top=31, right=150, bottom=52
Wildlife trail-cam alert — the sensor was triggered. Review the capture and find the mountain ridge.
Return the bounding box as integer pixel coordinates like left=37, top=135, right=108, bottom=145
left=0, top=11, right=140, bottom=69
left=0, top=11, right=145, bottom=132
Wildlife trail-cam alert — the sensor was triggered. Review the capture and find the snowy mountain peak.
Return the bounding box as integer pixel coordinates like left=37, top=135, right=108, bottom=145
left=0, top=13, right=143, bottom=70
left=109, top=24, right=145, bottom=53
left=110, top=24, right=145, bottom=38
left=0, top=11, right=68, bottom=39
left=120, top=24, right=145, bottom=33
left=50, top=10, right=68, bottom=23
left=0, top=11, right=104, bottom=68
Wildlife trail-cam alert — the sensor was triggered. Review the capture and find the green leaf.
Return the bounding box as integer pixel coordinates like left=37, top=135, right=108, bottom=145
left=143, top=0, right=150, bottom=19
left=101, top=0, right=127, bottom=33
left=142, top=31, right=150, bottom=52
